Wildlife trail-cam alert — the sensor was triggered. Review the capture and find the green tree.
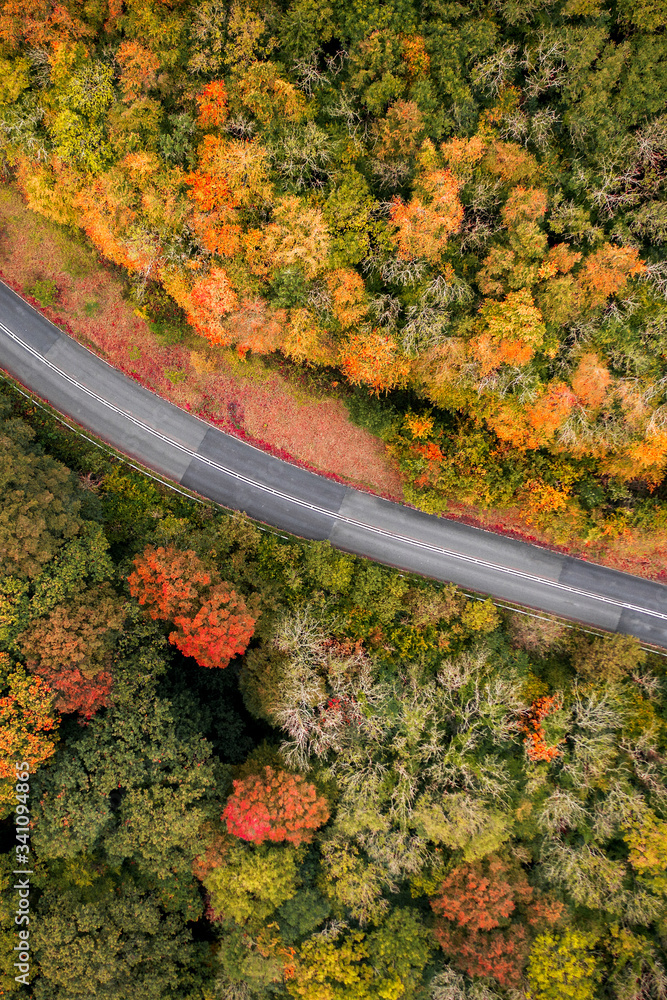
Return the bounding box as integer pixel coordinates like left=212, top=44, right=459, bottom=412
left=202, top=839, right=301, bottom=925
left=527, top=930, right=601, bottom=1000
left=32, top=883, right=203, bottom=1000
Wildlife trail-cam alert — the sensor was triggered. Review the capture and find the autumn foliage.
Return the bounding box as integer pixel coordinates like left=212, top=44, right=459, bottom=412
left=518, top=695, right=563, bottom=763
left=170, top=585, right=257, bottom=669
left=223, top=765, right=330, bottom=846
left=340, top=329, right=410, bottom=394
left=0, top=656, right=59, bottom=804
left=128, top=545, right=213, bottom=620
left=128, top=545, right=256, bottom=668
left=29, top=662, right=114, bottom=720
left=431, top=855, right=563, bottom=987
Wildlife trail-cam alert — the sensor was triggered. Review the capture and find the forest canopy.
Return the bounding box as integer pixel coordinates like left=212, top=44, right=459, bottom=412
left=1, top=359, right=667, bottom=998
left=2, top=0, right=667, bottom=542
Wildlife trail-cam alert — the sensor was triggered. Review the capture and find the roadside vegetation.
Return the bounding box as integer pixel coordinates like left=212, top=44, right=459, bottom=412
left=1, top=0, right=667, bottom=567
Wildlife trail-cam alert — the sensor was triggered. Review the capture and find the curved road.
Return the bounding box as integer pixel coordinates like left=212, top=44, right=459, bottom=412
left=1, top=280, right=666, bottom=648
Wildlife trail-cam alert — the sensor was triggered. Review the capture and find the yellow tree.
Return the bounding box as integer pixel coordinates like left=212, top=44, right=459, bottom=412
left=471, top=289, right=546, bottom=375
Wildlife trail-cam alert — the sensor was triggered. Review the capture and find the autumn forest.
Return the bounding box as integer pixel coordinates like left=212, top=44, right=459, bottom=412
left=0, top=0, right=666, bottom=551
left=1, top=0, right=667, bottom=997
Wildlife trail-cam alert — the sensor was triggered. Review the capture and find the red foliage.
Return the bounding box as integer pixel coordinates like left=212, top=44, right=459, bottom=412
left=128, top=545, right=256, bottom=668
left=196, top=81, right=229, bottom=130
left=518, top=695, right=563, bottom=762
left=223, top=766, right=330, bottom=846
left=431, top=855, right=557, bottom=987
left=170, top=583, right=256, bottom=669
left=30, top=662, right=113, bottom=720
left=128, top=545, right=212, bottom=620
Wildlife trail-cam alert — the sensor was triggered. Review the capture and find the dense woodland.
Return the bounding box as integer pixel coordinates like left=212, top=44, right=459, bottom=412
left=1, top=0, right=667, bottom=541
left=1, top=373, right=667, bottom=999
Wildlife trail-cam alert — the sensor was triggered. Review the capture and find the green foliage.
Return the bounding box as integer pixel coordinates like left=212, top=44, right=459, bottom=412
left=527, top=930, right=601, bottom=1000
left=27, top=277, right=58, bottom=306
left=204, top=840, right=302, bottom=925
left=569, top=631, right=647, bottom=684
left=32, top=882, right=203, bottom=1000
left=50, top=63, right=114, bottom=173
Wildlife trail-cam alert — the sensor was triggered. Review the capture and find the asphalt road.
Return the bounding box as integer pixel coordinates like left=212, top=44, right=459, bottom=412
left=1, top=279, right=666, bottom=647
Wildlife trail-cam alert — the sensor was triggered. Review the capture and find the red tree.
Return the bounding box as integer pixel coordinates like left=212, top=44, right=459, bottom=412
left=30, top=662, right=113, bottom=720
left=223, top=766, right=330, bottom=846
left=171, top=584, right=256, bottom=669
left=127, top=545, right=212, bottom=620
left=431, top=855, right=561, bottom=987
left=128, top=545, right=256, bottom=668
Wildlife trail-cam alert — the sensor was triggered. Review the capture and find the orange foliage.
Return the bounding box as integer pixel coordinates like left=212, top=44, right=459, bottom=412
left=0, top=656, right=59, bottom=783
left=415, top=441, right=444, bottom=463
left=116, top=41, right=160, bottom=103
left=189, top=134, right=271, bottom=210
left=223, top=766, right=330, bottom=846
left=537, top=243, right=582, bottom=280
left=326, top=269, right=367, bottom=328
left=624, top=430, right=667, bottom=483
left=501, top=186, right=548, bottom=226
left=188, top=266, right=238, bottom=344
left=390, top=168, right=463, bottom=263
left=171, top=584, right=256, bottom=669
left=374, top=101, right=425, bottom=160
left=485, top=403, right=535, bottom=450
left=186, top=137, right=243, bottom=259
left=521, top=479, right=572, bottom=527
left=404, top=413, right=435, bottom=438
left=0, top=0, right=92, bottom=51
left=401, top=33, right=430, bottom=80
left=230, top=299, right=286, bottom=356
left=73, top=173, right=138, bottom=271
left=340, top=329, right=410, bottom=394
left=472, top=289, right=546, bottom=374
left=579, top=244, right=645, bottom=308
left=187, top=136, right=236, bottom=213
left=525, top=382, right=576, bottom=443
left=518, top=695, right=563, bottom=762
left=571, top=352, right=612, bottom=409
left=196, top=80, right=229, bottom=130
left=128, top=544, right=213, bottom=620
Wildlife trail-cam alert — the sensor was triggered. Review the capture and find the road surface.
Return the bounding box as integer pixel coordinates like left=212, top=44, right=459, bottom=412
left=1, top=279, right=666, bottom=647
